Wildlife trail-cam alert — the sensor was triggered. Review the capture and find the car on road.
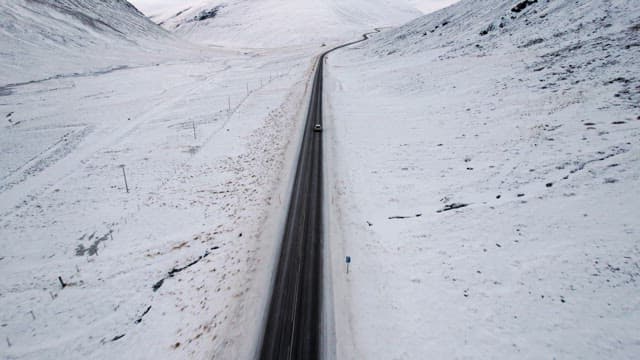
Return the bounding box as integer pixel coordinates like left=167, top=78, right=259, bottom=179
left=313, top=124, right=322, bottom=132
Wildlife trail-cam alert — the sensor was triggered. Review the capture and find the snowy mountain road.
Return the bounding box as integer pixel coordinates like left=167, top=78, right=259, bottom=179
left=259, top=32, right=377, bottom=360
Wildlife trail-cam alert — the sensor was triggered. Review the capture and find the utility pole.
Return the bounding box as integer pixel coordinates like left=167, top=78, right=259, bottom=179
left=119, top=164, right=129, bottom=193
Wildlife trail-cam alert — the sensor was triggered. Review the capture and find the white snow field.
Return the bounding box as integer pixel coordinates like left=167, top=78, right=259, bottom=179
left=0, top=0, right=419, bottom=359
left=325, top=0, right=640, bottom=358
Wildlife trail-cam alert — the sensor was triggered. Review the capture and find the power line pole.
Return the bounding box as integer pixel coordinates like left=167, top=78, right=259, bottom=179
left=119, top=164, right=129, bottom=193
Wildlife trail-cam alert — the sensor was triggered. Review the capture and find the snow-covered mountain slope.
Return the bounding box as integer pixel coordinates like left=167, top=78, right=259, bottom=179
left=139, top=0, right=420, bottom=48
left=325, top=0, right=640, bottom=358
left=0, top=0, right=185, bottom=84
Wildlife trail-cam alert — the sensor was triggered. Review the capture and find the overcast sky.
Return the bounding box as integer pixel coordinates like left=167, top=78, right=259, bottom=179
left=410, top=0, right=459, bottom=13
left=129, top=0, right=459, bottom=16
left=129, top=0, right=192, bottom=15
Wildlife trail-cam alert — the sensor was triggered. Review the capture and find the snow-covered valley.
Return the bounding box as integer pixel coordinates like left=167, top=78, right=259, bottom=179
left=1, top=0, right=638, bottom=359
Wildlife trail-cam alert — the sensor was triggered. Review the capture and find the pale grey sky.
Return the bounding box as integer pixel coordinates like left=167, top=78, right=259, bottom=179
left=410, top=0, right=459, bottom=13
left=129, top=0, right=193, bottom=15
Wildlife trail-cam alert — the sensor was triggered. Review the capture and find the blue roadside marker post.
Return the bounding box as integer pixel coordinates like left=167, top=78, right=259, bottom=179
left=345, top=256, right=351, bottom=274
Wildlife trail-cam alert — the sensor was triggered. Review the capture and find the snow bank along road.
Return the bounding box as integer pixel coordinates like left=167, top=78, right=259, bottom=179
left=259, top=31, right=378, bottom=360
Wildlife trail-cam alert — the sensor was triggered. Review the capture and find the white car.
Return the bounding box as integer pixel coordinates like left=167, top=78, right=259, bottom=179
left=313, top=124, right=322, bottom=132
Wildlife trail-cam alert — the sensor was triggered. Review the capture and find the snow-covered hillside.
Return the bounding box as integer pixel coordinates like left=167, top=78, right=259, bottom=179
left=325, top=0, right=640, bottom=358
left=0, top=0, right=184, bottom=84
left=140, top=0, right=420, bottom=48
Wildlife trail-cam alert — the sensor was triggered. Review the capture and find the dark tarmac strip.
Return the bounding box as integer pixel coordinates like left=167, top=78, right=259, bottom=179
left=259, top=31, right=378, bottom=360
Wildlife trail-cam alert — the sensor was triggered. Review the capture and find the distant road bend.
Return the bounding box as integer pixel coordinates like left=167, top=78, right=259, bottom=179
left=259, top=31, right=379, bottom=360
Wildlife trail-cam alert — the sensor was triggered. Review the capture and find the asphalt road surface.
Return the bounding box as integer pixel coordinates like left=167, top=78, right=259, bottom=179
left=259, top=32, right=377, bottom=360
